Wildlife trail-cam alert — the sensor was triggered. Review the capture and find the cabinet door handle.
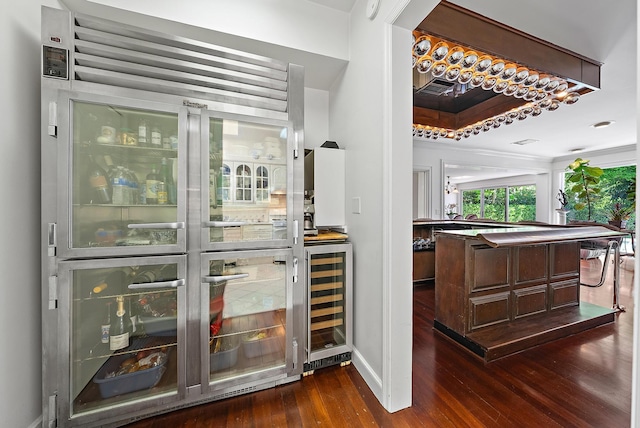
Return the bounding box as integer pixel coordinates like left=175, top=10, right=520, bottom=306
left=128, top=222, right=185, bottom=229
left=205, top=221, right=247, bottom=227
left=128, top=278, right=186, bottom=289
left=204, top=273, right=249, bottom=284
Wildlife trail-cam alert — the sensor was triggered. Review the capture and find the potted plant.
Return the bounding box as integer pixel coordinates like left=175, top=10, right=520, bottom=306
left=555, top=189, right=570, bottom=224
left=445, top=203, right=458, bottom=219
left=565, top=158, right=603, bottom=221
left=608, top=202, right=632, bottom=229
left=556, top=189, right=570, bottom=212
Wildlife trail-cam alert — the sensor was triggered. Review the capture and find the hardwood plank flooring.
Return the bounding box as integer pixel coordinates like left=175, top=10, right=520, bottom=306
left=126, top=255, right=634, bottom=427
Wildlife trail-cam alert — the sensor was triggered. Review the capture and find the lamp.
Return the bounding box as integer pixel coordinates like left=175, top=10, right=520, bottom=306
left=412, top=2, right=601, bottom=142
left=445, top=176, right=459, bottom=194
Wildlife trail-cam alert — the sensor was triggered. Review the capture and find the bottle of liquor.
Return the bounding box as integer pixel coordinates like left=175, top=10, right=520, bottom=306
left=100, top=302, right=111, bottom=345
left=91, top=270, right=127, bottom=297
left=131, top=267, right=158, bottom=284
left=160, top=157, right=176, bottom=205
left=127, top=296, right=138, bottom=335
left=86, top=155, right=111, bottom=204
left=109, top=296, right=132, bottom=351
left=138, top=118, right=149, bottom=147
left=150, top=125, right=162, bottom=148
left=145, top=165, right=160, bottom=204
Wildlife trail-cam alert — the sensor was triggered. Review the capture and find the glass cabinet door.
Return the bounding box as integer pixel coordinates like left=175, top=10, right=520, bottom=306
left=203, top=114, right=291, bottom=250
left=306, top=244, right=353, bottom=361
left=58, top=256, right=186, bottom=421
left=62, top=95, right=187, bottom=257
left=201, top=250, right=292, bottom=387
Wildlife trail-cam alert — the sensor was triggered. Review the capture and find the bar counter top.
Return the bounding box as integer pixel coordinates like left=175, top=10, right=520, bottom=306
left=437, top=225, right=626, bottom=247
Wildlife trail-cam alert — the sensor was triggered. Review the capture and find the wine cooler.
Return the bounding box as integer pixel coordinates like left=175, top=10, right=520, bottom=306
left=41, top=7, right=305, bottom=427
left=303, top=243, right=353, bottom=373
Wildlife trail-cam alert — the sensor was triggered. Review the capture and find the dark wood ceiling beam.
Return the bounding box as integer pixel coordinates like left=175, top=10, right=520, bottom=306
left=416, top=1, right=601, bottom=90
left=414, top=95, right=527, bottom=130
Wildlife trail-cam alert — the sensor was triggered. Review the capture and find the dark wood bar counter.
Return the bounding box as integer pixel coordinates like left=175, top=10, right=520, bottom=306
left=416, top=221, right=626, bottom=362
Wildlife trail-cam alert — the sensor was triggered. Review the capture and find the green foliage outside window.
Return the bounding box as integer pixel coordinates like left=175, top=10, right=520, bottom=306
left=564, top=165, right=636, bottom=229
left=461, top=185, right=536, bottom=222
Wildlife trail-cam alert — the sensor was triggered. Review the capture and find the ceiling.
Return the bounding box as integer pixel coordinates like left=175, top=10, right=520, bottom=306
left=421, top=0, right=637, bottom=183
left=312, top=0, right=637, bottom=182
left=415, top=0, right=637, bottom=162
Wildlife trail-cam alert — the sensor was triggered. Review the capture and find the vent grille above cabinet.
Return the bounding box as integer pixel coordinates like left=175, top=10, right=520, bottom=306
left=73, top=15, right=289, bottom=112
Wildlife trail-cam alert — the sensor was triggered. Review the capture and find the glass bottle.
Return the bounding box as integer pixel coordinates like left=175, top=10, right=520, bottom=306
left=160, top=157, right=175, bottom=205
left=138, top=118, right=149, bottom=147
left=111, top=166, right=128, bottom=205
left=128, top=296, right=138, bottom=335
left=100, top=302, right=111, bottom=345
left=145, top=165, right=160, bottom=204
left=109, top=296, right=132, bottom=351
left=86, top=155, right=111, bottom=204
left=151, top=125, right=162, bottom=148
left=103, top=155, right=117, bottom=183
left=90, top=270, right=127, bottom=298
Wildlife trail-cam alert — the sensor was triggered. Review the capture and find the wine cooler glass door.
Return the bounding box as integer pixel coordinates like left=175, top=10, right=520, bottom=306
left=57, top=255, right=186, bottom=424
left=306, top=243, right=353, bottom=363
left=201, top=111, right=293, bottom=251
left=200, top=249, right=294, bottom=389
left=58, top=91, right=188, bottom=258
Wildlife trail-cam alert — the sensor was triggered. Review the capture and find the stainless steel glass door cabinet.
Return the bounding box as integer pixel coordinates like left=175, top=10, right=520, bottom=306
left=200, top=249, right=299, bottom=391
left=54, top=256, right=187, bottom=426
left=55, top=92, right=188, bottom=259
left=42, top=6, right=305, bottom=427
left=305, top=243, right=353, bottom=367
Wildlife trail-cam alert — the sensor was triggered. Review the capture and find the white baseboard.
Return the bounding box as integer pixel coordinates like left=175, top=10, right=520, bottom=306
left=28, top=415, right=43, bottom=428
left=350, top=347, right=383, bottom=404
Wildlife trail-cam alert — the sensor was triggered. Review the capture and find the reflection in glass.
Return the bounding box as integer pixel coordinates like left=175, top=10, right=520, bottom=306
left=208, top=255, right=287, bottom=383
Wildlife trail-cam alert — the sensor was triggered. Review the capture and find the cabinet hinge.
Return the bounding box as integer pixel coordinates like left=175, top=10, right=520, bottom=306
left=48, top=276, right=58, bottom=310
left=293, top=220, right=299, bottom=245
left=47, top=394, right=57, bottom=427
left=48, top=101, right=57, bottom=137
left=292, top=257, right=298, bottom=284
left=292, top=338, right=298, bottom=369
left=47, top=223, right=57, bottom=257
left=293, top=131, right=299, bottom=159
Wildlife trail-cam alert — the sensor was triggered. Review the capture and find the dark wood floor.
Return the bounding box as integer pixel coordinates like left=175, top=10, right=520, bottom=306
left=126, top=256, right=634, bottom=427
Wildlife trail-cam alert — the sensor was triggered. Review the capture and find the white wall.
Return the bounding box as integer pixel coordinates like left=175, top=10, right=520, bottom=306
left=304, top=88, right=330, bottom=149
left=327, top=0, right=438, bottom=411
left=413, top=141, right=554, bottom=220
left=2, top=2, right=62, bottom=427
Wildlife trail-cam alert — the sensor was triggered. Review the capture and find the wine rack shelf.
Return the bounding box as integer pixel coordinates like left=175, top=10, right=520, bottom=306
left=306, top=243, right=352, bottom=367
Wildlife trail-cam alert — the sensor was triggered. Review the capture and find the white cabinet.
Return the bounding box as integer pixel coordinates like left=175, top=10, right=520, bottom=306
left=304, top=148, right=345, bottom=228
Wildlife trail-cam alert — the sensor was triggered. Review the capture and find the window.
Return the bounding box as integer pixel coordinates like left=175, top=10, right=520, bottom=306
left=483, top=188, right=506, bottom=221
left=255, top=165, right=269, bottom=203
left=235, top=164, right=252, bottom=202
left=220, top=164, right=231, bottom=202
left=461, top=185, right=535, bottom=222
left=509, top=185, right=536, bottom=222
